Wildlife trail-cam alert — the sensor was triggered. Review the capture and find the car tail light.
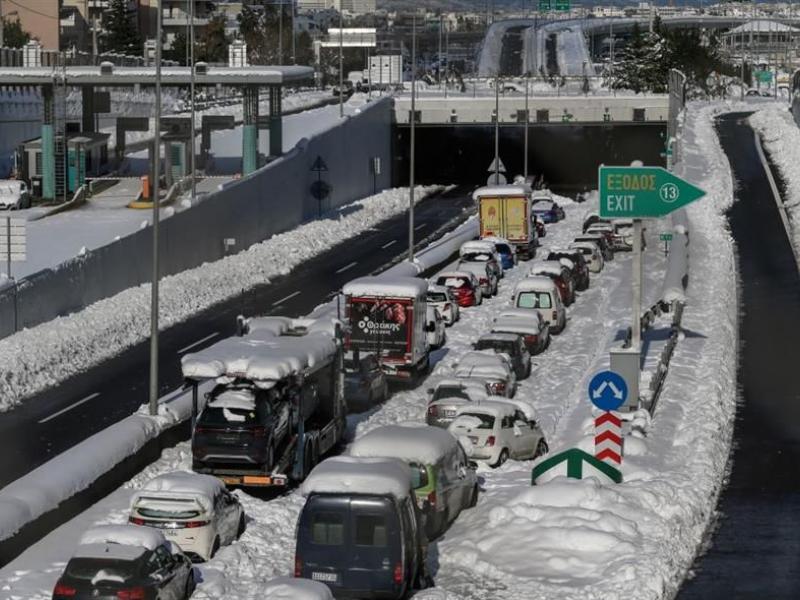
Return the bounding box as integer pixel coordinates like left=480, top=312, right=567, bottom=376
left=294, top=556, right=303, bottom=577
left=394, top=562, right=404, bottom=585
left=427, top=405, right=439, bottom=417
left=128, top=517, right=146, bottom=526
left=251, top=426, right=267, bottom=438
left=490, top=382, right=506, bottom=394
left=185, top=520, right=210, bottom=528
left=117, top=588, right=146, bottom=600
left=524, top=334, right=538, bottom=345
left=193, top=426, right=209, bottom=435
left=427, top=490, right=437, bottom=508
left=480, top=277, right=489, bottom=285
left=53, top=583, right=76, bottom=597
left=486, top=436, right=496, bottom=447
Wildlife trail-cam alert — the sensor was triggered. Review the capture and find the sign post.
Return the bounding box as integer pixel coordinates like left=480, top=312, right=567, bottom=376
left=310, top=155, right=330, bottom=217
left=598, top=165, right=705, bottom=394
left=1, top=217, right=26, bottom=333
left=659, top=232, right=673, bottom=256
left=588, top=370, right=627, bottom=468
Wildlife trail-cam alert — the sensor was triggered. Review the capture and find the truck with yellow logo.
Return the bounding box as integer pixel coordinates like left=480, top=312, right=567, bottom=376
left=472, top=185, right=538, bottom=260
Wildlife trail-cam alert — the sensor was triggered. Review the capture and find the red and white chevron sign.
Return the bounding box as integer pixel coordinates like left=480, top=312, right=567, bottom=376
left=595, top=411, right=623, bottom=466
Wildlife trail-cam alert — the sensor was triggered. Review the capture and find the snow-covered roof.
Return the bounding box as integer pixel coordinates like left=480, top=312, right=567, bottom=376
left=496, top=309, right=543, bottom=325
left=727, top=20, right=799, bottom=34
left=455, top=400, right=517, bottom=419
left=247, top=316, right=341, bottom=338
left=455, top=352, right=511, bottom=380
left=529, top=261, right=565, bottom=277
left=488, top=398, right=537, bottom=421
left=78, top=525, right=167, bottom=554
left=492, top=317, right=541, bottom=337
left=472, top=185, right=530, bottom=200
left=460, top=240, right=497, bottom=255
left=558, top=257, right=575, bottom=270
left=181, top=327, right=337, bottom=382
left=514, top=276, right=558, bottom=293
left=343, top=276, right=427, bottom=299
left=133, top=471, right=225, bottom=510
left=436, top=271, right=475, bottom=282
left=426, top=284, right=450, bottom=296
left=350, top=425, right=460, bottom=464
left=262, top=577, right=334, bottom=600
left=302, top=456, right=412, bottom=499
left=430, top=377, right=490, bottom=394
left=478, top=332, right=521, bottom=343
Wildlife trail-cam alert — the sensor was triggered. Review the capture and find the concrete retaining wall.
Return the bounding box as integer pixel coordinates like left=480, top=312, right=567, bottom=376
left=0, top=98, right=393, bottom=338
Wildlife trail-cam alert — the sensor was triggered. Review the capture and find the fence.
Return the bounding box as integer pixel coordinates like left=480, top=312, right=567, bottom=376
left=0, top=47, right=177, bottom=68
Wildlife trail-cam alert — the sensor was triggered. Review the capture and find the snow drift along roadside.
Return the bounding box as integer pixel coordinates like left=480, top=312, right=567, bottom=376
left=0, top=186, right=445, bottom=412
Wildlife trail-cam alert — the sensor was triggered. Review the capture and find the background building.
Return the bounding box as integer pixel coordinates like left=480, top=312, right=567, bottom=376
left=1, top=0, right=60, bottom=50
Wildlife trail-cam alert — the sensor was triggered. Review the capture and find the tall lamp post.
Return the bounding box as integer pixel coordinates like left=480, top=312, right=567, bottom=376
left=524, top=71, right=530, bottom=180
left=339, top=9, right=344, bottom=118
left=189, top=0, right=196, bottom=203
left=149, top=0, right=164, bottom=416
left=409, top=12, right=417, bottom=262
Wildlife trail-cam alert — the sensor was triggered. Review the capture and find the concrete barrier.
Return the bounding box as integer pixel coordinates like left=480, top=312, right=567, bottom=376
left=0, top=98, right=393, bottom=338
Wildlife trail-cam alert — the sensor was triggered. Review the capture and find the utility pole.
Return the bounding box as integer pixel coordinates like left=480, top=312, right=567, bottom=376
left=494, top=73, right=500, bottom=185
left=409, top=12, right=417, bottom=262
left=438, top=14, right=443, bottom=89
left=292, top=0, right=297, bottom=64
left=150, top=0, right=164, bottom=416
left=92, top=14, right=98, bottom=63
left=339, top=9, right=344, bottom=118
left=278, top=0, right=284, bottom=64
left=524, top=72, right=529, bottom=180
left=0, top=0, right=5, bottom=49
left=189, top=0, right=196, bottom=203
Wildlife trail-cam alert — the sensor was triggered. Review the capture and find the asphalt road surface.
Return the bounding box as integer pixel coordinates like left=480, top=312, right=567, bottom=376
left=0, top=187, right=475, bottom=488
left=678, top=113, right=800, bottom=597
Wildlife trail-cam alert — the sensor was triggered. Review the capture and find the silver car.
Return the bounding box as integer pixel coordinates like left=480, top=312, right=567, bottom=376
left=425, top=377, right=493, bottom=429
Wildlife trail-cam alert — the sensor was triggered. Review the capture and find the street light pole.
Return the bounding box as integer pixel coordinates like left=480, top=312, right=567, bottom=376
left=189, top=0, right=196, bottom=203
left=524, top=72, right=529, bottom=180
left=149, top=0, right=164, bottom=416
left=339, top=10, right=344, bottom=118
left=409, top=12, right=417, bottom=262
left=494, top=73, right=500, bottom=185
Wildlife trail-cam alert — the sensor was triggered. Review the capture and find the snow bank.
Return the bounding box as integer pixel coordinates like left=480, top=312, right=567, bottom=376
left=262, top=577, right=334, bottom=600
left=0, top=186, right=444, bottom=412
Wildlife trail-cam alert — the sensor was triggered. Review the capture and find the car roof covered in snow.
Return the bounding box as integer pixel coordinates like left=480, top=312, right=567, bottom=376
left=430, top=377, right=490, bottom=392
left=246, top=316, right=341, bottom=339
left=181, top=326, right=338, bottom=382
left=490, top=398, right=537, bottom=421
left=262, top=577, right=334, bottom=600
left=436, top=271, right=475, bottom=281
left=454, top=400, right=518, bottom=419
left=343, top=276, right=427, bottom=299
left=491, top=317, right=541, bottom=337
left=569, top=240, right=601, bottom=252
left=480, top=236, right=513, bottom=248
left=302, top=456, right=412, bottom=499
left=349, top=425, right=460, bottom=464
left=426, top=284, right=451, bottom=296
left=514, top=276, right=559, bottom=293
left=460, top=240, right=497, bottom=255
left=472, top=185, right=530, bottom=200
left=478, top=332, right=521, bottom=343
left=75, top=525, right=167, bottom=559
left=132, top=471, right=225, bottom=510
left=529, top=261, right=565, bottom=276
left=454, top=352, right=511, bottom=379
left=496, top=308, right=543, bottom=324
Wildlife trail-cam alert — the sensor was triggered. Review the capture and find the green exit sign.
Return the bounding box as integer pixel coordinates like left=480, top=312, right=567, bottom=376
left=659, top=233, right=673, bottom=242
left=555, top=0, right=570, bottom=10
left=539, top=0, right=551, bottom=11
left=598, top=166, right=706, bottom=219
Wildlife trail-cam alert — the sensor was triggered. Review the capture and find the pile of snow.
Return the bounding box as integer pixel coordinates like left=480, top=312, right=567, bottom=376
left=0, top=185, right=445, bottom=412
left=79, top=524, right=167, bottom=552
left=262, top=577, right=334, bottom=600
left=349, top=424, right=460, bottom=464
left=301, top=456, right=413, bottom=499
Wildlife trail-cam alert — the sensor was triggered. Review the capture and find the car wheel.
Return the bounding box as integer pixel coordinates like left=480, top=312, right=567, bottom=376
left=491, top=449, right=509, bottom=468
left=535, top=439, right=549, bottom=458
left=210, top=536, right=220, bottom=559
left=184, top=569, right=196, bottom=598
left=468, top=484, right=479, bottom=508
left=237, top=513, right=246, bottom=538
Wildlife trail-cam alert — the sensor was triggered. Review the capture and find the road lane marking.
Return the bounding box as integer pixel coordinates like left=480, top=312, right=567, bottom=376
left=336, top=261, right=358, bottom=274
left=414, top=223, right=427, bottom=231
left=178, top=332, right=220, bottom=354
left=272, top=290, right=300, bottom=306
left=381, top=240, right=398, bottom=249
left=39, top=393, right=100, bottom=424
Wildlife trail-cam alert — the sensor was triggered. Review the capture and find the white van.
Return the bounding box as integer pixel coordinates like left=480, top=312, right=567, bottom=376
left=129, top=471, right=245, bottom=562
left=511, top=276, right=567, bottom=334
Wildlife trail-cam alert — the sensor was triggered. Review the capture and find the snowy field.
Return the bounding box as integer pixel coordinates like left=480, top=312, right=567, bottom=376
left=0, top=185, right=444, bottom=412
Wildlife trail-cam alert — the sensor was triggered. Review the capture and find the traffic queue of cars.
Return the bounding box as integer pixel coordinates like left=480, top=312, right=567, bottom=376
left=50, top=183, right=616, bottom=600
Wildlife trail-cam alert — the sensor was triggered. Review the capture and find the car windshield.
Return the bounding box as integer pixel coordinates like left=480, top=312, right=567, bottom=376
left=440, top=277, right=467, bottom=288
left=517, top=291, right=552, bottom=309
left=462, top=252, right=492, bottom=262
left=409, top=462, right=430, bottom=489
left=198, top=398, right=267, bottom=426
left=457, top=412, right=495, bottom=429
left=65, top=558, right=138, bottom=582
left=427, top=292, right=447, bottom=302
left=476, top=340, right=516, bottom=355
left=433, top=386, right=470, bottom=401
left=533, top=201, right=554, bottom=210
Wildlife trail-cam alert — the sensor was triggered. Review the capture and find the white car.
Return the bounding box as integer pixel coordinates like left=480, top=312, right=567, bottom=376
left=426, top=305, right=446, bottom=349
left=460, top=239, right=504, bottom=277
left=0, top=180, right=30, bottom=210
left=426, top=284, right=460, bottom=325
left=129, top=471, right=245, bottom=562
left=511, top=276, right=567, bottom=334
left=448, top=400, right=547, bottom=467
left=569, top=241, right=604, bottom=273
left=453, top=351, right=516, bottom=397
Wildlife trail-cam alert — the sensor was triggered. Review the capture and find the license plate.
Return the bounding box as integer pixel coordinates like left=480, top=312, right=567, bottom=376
left=163, top=529, right=180, bottom=537
left=312, top=572, right=338, bottom=583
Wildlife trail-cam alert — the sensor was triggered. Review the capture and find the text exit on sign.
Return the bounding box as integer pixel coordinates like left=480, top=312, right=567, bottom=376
left=598, top=166, right=706, bottom=219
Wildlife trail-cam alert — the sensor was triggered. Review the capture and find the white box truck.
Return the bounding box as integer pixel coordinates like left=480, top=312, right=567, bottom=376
left=473, top=184, right=538, bottom=260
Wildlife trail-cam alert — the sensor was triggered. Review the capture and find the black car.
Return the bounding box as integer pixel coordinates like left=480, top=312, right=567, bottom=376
left=192, top=383, right=291, bottom=475
left=52, top=529, right=195, bottom=600
left=344, top=353, right=389, bottom=412
left=473, top=333, right=532, bottom=379
left=547, top=250, right=590, bottom=291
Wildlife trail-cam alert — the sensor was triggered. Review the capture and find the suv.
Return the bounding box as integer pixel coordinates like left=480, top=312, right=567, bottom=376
left=473, top=333, right=532, bottom=379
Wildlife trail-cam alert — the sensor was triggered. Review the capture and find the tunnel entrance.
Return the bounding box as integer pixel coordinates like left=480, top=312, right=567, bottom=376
left=393, top=123, right=666, bottom=194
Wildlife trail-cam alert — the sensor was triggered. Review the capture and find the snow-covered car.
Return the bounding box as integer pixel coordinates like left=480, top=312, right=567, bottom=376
left=456, top=260, right=498, bottom=297
left=489, top=310, right=549, bottom=357
left=533, top=214, right=546, bottom=238
left=426, top=305, right=446, bottom=350
left=448, top=401, right=548, bottom=467
left=574, top=233, right=614, bottom=261
left=344, top=352, right=389, bottom=412
left=52, top=525, right=195, bottom=600
left=263, top=576, right=334, bottom=599
left=129, top=470, right=245, bottom=562
left=459, top=240, right=504, bottom=278
left=568, top=241, right=604, bottom=273
left=531, top=194, right=565, bottom=223
left=453, top=351, right=516, bottom=397
left=528, top=260, right=575, bottom=305
left=426, top=284, right=460, bottom=325
left=434, top=270, right=483, bottom=307
left=473, top=332, right=532, bottom=379
left=512, top=276, right=567, bottom=334
left=481, top=236, right=518, bottom=270
left=425, top=377, right=494, bottom=429
left=0, top=180, right=30, bottom=210
left=547, top=249, right=590, bottom=291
